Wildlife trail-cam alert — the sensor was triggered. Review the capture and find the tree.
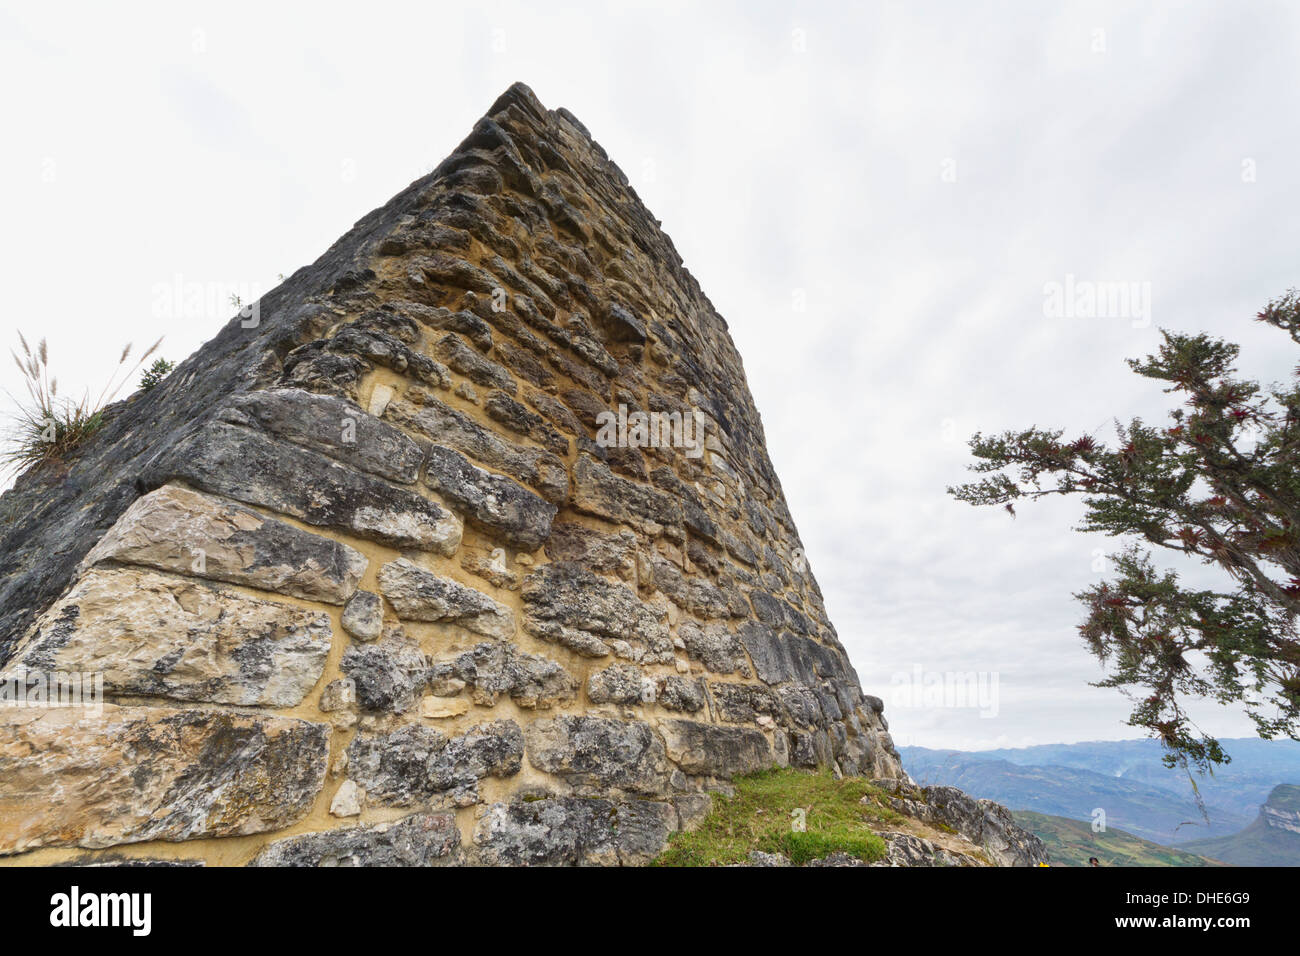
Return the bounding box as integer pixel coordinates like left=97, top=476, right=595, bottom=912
left=949, top=290, right=1300, bottom=771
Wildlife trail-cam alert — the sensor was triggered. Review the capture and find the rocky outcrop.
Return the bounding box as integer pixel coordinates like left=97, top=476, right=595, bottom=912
left=1259, top=785, right=1300, bottom=836
left=0, top=81, right=985, bottom=866
left=883, top=780, right=1050, bottom=867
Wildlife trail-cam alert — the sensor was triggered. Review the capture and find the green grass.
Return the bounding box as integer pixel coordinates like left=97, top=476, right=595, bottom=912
left=1013, top=810, right=1225, bottom=867
left=652, top=768, right=896, bottom=866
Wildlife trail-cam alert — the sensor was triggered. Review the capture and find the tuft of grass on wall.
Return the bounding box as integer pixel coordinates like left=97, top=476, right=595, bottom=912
left=3, top=331, right=162, bottom=475
left=653, top=767, right=897, bottom=867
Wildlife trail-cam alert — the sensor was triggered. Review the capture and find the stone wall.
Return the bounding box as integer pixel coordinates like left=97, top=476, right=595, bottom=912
left=0, top=83, right=902, bottom=866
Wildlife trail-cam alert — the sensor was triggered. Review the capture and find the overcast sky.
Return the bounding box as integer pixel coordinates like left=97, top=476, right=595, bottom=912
left=3, top=1, right=1298, bottom=750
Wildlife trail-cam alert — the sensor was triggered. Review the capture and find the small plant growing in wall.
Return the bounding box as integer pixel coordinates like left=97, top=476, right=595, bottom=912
left=139, top=357, right=176, bottom=392
left=3, top=331, right=163, bottom=475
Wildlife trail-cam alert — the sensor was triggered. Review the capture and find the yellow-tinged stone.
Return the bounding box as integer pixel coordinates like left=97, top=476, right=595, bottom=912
left=421, top=696, right=471, bottom=719
left=0, top=704, right=328, bottom=855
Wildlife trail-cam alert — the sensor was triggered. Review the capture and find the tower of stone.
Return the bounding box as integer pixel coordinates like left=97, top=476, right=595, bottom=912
left=0, top=83, right=906, bottom=865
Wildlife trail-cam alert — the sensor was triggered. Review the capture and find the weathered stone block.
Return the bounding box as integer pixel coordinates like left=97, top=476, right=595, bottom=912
left=220, top=387, right=425, bottom=484
left=341, top=590, right=384, bottom=641
left=80, top=484, right=367, bottom=605
left=572, top=454, right=681, bottom=532
left=524, top=715, right=669, bottom=796
left=736, top=620, right=849, bottom=687
left=429, top=642, right=575, bottom=708
left=422, top=444, right=557, bottom=551
left=341, top=634, right=432, bottom=713
left=0, top=706, right=328, bottom=854
left=678, top=620, right=751, bottom=675
left=378, top=558, right=515, bottom=639
left=472, top=797, right=674, bottom=866
left=154, top=422, right=462, bottom=554
left=386, top=397, right=567, bottom=504
left=659, top=719, right=772, bottom=777
left=4, top=566, right=331, bottom=707
left=347, top=720, right=523, bottom=806
left=249, top=812, right=462, bottom=867
left=521, top=561, right=670, bottom=660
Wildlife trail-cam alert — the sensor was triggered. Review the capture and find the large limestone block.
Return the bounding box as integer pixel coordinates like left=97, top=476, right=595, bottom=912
left=659, top=719, right=773, bottom=777
left=377, top=558, right=515, bottom=639
left=0, top=705, right=329, bottom=854
left=347, top=720, right=524, bottom=806
left=219, top=387, right=425, bottom=484
left=523, top=715, right=669, bottom=796
left=153, top=421, right=462, bottom=555
left=520, top=561, right=671, bottom=661
left=422, top=444, right=557, bottom=551
left=472, top=797, right=676, bottom=866
left=81, top=484, right=367, bottom=604
left=249, top=812, right=462, bottom=867
left=3, top=566, right=331, bottom=707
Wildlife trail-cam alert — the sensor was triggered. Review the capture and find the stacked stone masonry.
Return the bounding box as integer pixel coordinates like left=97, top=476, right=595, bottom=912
left=0, top=83, right=905, bottom=866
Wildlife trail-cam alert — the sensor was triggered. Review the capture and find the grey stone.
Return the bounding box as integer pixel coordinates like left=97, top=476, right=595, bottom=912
left=572, top=454, right=681, bottom=532
left=586, top=663, right=650, bottom=705
left=152, top=421, right=462, bottom=554
left=543, top=522, right=636, bottom=577
left=250, top=812, right=462, bottom=866
left=386, top=397, right=567, bottom=504
left=472, top=797, right=675, bottom=866
left=736, top=621, right=848, bottom=687
left=659, top=676, right=708, bottom=713
left=709, top=681, right=784, bottom=724
left=524, top=715, right=669, bottom=796
left=341, top=635, right=431, bottom=713
left=521, top=561, right=671, bottom=661
left=422, top=444, right=557, bottom=551
left=348, top=720, right=524, bottom=807
left=341, top=590, right=384, bottom=641
left=659, top=719, right=772, bottom=777
left=430, top=641, right=576, bottom=708
left=378, top=558, right=515, bottom=639
left=435, top=333, right=517, bottom=393
left=219, top=387, right=424, bottom=483
left=393, top=301, right=493, bottom=351
left=678, top=620, right=751, bottom=675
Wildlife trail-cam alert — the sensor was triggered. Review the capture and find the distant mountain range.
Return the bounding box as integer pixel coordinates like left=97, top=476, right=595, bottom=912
left=900, top=737, right=1300, bottom=851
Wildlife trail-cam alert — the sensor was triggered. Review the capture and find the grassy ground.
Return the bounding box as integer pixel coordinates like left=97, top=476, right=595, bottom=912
left=1013, top=811, right=1225, bottom=866
left=653, top=768, right=900, bottom=866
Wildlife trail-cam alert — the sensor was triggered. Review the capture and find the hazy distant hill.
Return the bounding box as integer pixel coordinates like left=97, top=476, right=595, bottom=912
left=899, top=737, right=1300, bottom=848
left=1012, top=811, right=1225, bottom=867
left=931, top=738, right=1300, bottom=821
left=900, top=750, right=1249, bottom=845
left=1180, top=784, right=1300, bottom=866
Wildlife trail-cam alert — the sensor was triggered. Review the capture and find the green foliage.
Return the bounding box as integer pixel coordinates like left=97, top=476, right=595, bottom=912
left=1013, top=811, right=1224, bottom=867
left=950, top=290, right=1300, bottom=771
left=139, top=357, right=175, bottom=392
left=3, top=331, right=162, bottom=475
left=652, top=768, right=893, bottom=866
